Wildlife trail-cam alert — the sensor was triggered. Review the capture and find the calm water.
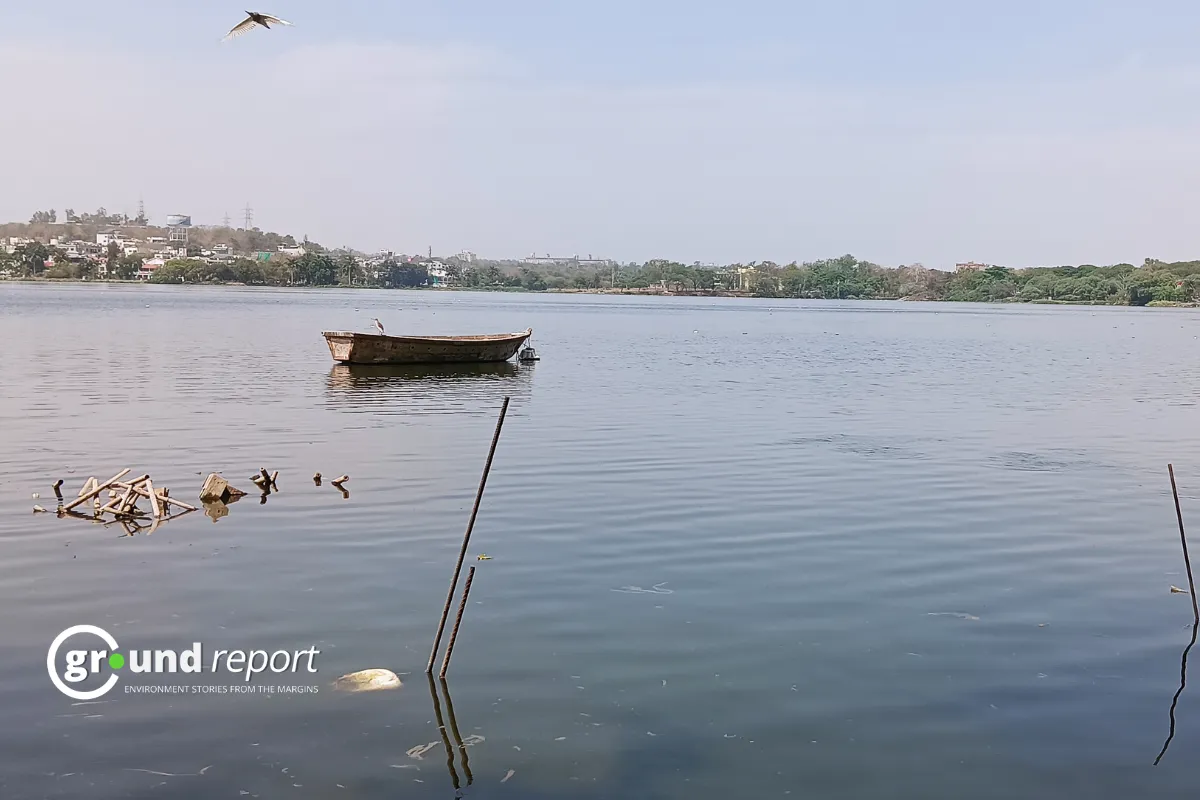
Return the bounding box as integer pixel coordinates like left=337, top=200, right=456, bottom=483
left=1, top=283, right=1199, bottom=798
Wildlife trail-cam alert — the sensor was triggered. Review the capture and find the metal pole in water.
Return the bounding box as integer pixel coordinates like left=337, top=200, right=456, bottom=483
left=426, top=397, right=510, bottom=673
left=1168, top=464, right=1199, bottom=624
left=439, top=566, right=476, bottom=679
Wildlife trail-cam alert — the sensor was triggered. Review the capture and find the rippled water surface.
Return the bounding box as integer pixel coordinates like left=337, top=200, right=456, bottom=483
left=2, top=283, right=1199, bottom=798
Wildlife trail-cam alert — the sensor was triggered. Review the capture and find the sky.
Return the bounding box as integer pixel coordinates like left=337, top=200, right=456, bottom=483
left=3, top=1, right=1200, bottom=267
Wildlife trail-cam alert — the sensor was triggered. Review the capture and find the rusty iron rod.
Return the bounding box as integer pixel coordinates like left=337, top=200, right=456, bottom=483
left=439, top=566, right=476, bottom=679
left=1169, top=464, right=1200, bottom=624
left=426, top=396, right=510, bottom=674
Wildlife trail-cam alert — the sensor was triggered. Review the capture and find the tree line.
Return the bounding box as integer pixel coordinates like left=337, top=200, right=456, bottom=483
left=4, top=243, right=1200, bottom=305
left=526, top=255, right=1200, bottom=305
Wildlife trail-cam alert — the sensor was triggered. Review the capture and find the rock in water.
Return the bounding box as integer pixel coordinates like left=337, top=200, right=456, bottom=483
left=199, top=473, right=247, bottom=503
left=333, top=669, right=402, bottom=693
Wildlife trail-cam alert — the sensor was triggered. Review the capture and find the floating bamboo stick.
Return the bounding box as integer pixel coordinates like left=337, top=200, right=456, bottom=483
left=116, top=482, right=196, bottom=512
left=146, top=479, right=163, bottom=518
left=426, top=397, right=510, bottom=674
left=64, top=469, right=132, bottom=512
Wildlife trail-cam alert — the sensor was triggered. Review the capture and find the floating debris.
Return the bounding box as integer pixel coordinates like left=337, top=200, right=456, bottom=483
left=405, top=742, right=440, bottom=760
left=1171, top=585, right=1190, bottom=594
left=927, top=612, right=980, bottom=621
left=249, top=468, right=279, bottom=494
left=477, top=554, right=492, bottom=561
left=333, top=669, right=402, bottom=693
left=331, top=475, right=349, bottom=487
left=501, top=769, right=515, bottom=783
left=611, top=582, right=673, bottom=595
left=31, top=492, right=40, bottom=499
left=313, top=473, right=322, bottom=486
left=461, top=734, right=485, bottom=746
left=33, top=505, right=47, bottom=513
left=57, top=469, right=196, bottom=535
left=123, top=765, right=212, bottom=777
left=199, top=474, right=247, bottom=504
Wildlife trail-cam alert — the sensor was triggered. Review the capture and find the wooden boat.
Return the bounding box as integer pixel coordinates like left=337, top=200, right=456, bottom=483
left=322, top=328, right=533, bottom=365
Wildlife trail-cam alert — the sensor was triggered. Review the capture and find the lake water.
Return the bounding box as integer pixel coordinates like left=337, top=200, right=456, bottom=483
left=1, top=283, right=1199, bottom=798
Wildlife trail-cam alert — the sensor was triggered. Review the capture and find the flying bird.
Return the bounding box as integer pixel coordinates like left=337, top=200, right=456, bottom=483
left=223, top=11, right=293, bottom=41
left=372, top=318, right=386, bottom=335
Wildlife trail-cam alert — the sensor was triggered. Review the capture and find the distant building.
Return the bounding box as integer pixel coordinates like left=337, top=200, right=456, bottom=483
left=456, top=250, right=477, bottom=263
left=277, top=244, right=305, bottom=257
left=137, top=258, right=163, bottom=280
left=955, top=261, right=987, bottom=272
left=96, top=231, right=121, bottom=247
left=522, top=253, right=614, bottom=267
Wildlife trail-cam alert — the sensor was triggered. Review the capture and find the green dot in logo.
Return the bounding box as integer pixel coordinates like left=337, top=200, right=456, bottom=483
left=108, top=652, right=125, bottom=670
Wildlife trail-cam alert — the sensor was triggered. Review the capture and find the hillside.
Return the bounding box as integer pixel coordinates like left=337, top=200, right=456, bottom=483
left=0, top=222, right=305, bottom=255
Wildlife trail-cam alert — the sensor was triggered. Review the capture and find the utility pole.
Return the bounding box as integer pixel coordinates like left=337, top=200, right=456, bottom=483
left=222, top=211, right=231, bottom=228
left=243, top=203, right=253, bottom=230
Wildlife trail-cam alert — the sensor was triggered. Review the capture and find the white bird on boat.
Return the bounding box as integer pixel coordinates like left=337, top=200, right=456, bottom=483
left=372, top=318, right=385, bottom=335
left=222, top=11, right=293, bottom=41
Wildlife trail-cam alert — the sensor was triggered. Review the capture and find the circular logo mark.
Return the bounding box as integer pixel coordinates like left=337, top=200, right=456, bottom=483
left=47, top=624, right=121, bottom=700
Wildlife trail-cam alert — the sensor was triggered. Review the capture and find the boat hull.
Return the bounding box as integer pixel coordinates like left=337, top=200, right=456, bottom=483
left=322, top=328, right=533, bottom=365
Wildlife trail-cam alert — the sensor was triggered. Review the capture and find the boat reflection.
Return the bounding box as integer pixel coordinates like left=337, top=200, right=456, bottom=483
left=323, top=361, right=534, bottom=416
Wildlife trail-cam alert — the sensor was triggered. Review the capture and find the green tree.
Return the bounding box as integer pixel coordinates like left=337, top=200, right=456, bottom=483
left=13, top=242, right=50, bottom=276
left=114, top=253, right=141, bottom=280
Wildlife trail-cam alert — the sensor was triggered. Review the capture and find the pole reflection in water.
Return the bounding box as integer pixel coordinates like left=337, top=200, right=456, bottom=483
left=1154, top=623, right=1198, bottom=765
left=440, top=676, right=474, bottom=786
left=426, top=672, right=462, bottom=791
left=423, top=673, right=478, bottom=795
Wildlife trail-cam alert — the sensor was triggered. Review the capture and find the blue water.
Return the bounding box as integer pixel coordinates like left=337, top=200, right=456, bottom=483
left=1, top=283, right=1198, bottom=798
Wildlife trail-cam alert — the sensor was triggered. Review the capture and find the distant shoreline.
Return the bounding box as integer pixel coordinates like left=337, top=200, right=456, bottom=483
left=2, top=277, right=1197, bottom=308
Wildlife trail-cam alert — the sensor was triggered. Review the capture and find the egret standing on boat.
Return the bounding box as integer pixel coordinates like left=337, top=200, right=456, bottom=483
left=372, top=318, right=386, bottom=335
left=222, top=11, right=293, bottom=41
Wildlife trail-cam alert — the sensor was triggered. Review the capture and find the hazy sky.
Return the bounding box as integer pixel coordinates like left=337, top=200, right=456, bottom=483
left=4, top=1, right=1200, bottom=267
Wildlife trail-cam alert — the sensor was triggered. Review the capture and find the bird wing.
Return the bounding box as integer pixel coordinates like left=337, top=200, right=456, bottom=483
left=258, top=15, right=293, bottom=26
left=222, top=16, right=260, bottom=41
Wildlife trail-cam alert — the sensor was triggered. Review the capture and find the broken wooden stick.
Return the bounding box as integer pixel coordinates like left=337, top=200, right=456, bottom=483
left=146, top=478, right=163, bottom=519
left=52, top=480, right=64, bottom=504
left=120, top=482, right=197, bottom=512
left=64, top=469, right=133, bottom=512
